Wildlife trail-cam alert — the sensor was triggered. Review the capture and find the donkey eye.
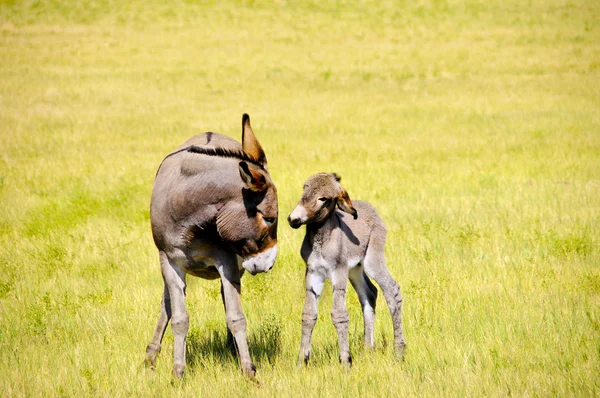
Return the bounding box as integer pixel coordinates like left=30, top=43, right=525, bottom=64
left=318, top=197, right=331, bottom=203
left=263, top=217, right=276, bottom=225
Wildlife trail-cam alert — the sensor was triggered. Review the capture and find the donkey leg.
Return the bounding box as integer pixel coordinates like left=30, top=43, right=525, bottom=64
left=160, top=251, right=189, bottom=379
left=299, top=268, right=325, bottom=366
left=220, top=283, right=238, bottom=356
left=349, top=265, right=377, bottom=349
left=218, top=260, right=256, bottom=378
left=363, top=231, right=406, bottom=359
left=331, top=267, right=351, bottom=367
left=145, top=283, right=171, bottom=369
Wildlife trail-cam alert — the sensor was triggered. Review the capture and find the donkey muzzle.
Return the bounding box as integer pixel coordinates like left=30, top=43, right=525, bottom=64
left=288, top=205, right=307, bottom=229
left=241, top=244, right=278, bottom=275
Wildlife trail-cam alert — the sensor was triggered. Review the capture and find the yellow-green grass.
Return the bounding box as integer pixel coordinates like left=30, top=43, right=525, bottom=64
left=1, top=0, right=599, bottom=396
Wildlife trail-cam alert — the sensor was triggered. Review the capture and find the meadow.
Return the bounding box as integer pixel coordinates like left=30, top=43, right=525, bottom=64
left=1, top=0, right=599, bottom=396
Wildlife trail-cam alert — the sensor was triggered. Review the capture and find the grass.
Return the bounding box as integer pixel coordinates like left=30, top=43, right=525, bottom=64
left=1, top=0, right=599, bottom=396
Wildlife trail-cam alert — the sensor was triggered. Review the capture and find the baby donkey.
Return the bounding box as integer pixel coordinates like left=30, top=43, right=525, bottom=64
left=288, top=173, right=406, bottom=367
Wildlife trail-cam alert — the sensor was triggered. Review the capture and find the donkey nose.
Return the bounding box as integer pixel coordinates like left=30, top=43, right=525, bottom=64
left=288, top=215, right=301, bottom=229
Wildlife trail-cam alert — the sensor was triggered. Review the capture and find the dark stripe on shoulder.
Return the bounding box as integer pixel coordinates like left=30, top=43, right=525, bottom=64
left=186, top=145, right=261, bottom=166
left=155, top=141, right=262, bottom=176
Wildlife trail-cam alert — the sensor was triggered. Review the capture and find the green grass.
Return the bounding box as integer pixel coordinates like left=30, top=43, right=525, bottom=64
left=1, top=0, right=599, bottom=396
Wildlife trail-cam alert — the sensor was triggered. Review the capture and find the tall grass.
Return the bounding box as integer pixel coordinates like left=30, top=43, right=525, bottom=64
left=1, top=0, right=599, bottom=396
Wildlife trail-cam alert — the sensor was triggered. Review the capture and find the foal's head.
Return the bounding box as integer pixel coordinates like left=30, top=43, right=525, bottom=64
left=288, top=173, right=357, bottom=229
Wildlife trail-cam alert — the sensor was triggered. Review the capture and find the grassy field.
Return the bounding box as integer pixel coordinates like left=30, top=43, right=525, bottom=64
left=1, top=0, right=599, bottom=396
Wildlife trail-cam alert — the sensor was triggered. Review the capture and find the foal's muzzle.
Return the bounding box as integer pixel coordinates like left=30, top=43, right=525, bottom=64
left=288, top=205, right=307, bottom=229
left=288, top=215, right=302, bottom=229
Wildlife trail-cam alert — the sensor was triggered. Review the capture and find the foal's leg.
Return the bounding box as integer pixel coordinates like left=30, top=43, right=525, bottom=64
left=349, top=265, right=377, bottom=349
left=298, top=268, right=325, bottom=366
left=159, top=251, right=189, bottom=379
left=331, top=267, right=352, bottom=367
left=218, top=258, right=256, bottom=378
left=145, top=283, right=171, bottom=369
left=363, top=228, right=406, bottom=358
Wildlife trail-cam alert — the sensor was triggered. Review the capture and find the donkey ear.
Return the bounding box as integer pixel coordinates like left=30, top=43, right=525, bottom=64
left=331, top=173, right=342, bottom=182
left=242, top=114, right=267, bottom=168
left=337, top=189, right=358, bottom=219
left=239, top=161, right=268, bottom=192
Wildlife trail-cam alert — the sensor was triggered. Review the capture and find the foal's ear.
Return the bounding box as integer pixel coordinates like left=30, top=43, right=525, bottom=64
left=337, top=189, right=358, bottom=219
left=239, top=161, right=268, bottom=192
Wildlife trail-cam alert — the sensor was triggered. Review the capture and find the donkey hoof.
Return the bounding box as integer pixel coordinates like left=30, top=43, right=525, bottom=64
left=144, top=345, right=160, bottom=369
left=340, top=355, right=352, bottom=369
left=143, top=357, right=156, bottom=371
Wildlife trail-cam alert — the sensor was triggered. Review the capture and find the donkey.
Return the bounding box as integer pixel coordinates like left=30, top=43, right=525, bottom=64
left=145, top=114, right=278, bottom=379
left=288, top=173, right=405, bottom=367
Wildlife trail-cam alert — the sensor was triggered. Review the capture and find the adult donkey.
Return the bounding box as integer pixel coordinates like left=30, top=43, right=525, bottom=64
left=144, top=114, right=278, bottom=379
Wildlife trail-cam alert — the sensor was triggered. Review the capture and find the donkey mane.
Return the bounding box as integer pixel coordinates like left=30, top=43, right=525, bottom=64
left=156, top=139, right=263, bottom=176
left=186, top=145, right=262, bottom=166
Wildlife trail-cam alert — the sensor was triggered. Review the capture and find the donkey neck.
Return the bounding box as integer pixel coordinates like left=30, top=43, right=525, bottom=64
left=305, top=211, right=341, bottom=249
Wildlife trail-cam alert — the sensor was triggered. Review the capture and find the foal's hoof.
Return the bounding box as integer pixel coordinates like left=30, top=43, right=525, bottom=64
left=395, top=342, right=407, bottom=362
left=171, top=364, right=185, bottom=381
left=242, top=364, right=261, bottom=386
left=242, top=363, right=257, bottom=379
left=297, top=350, right=311, bottom=368
left=241, top=362, right=259, bottom=384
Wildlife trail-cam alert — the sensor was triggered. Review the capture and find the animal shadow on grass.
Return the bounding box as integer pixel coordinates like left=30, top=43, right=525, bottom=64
left=186, top=315, right=282, bottom=371
left=186, top=328, right=235, bottom=370
left=248, top=314, right=283, bottom=366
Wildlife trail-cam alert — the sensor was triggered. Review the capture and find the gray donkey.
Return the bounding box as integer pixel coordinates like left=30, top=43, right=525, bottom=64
left=145, top=115, right=278, bottom=379
left=287, top=173, right=405, bottom=367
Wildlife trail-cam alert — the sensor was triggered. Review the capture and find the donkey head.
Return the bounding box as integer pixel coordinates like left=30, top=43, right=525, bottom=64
left=217, top=115, right=278, bottom=275
left=287, top=172, right=357, bottom=229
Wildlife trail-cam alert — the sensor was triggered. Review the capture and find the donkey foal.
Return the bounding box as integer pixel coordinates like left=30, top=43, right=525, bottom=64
left=288, top=173, right=406, bottom=367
